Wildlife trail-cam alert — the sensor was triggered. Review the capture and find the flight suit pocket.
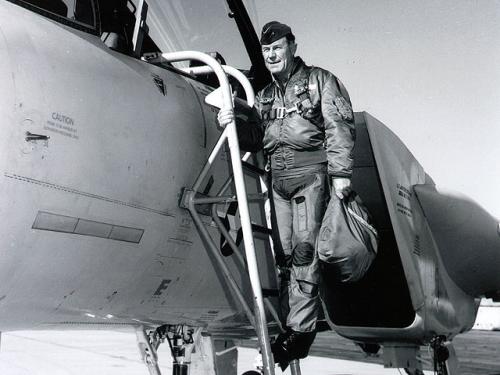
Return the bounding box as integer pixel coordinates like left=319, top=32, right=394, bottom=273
left=293, top=256, right=320, bottom=297
left=294, top=196, right=308, bottom=232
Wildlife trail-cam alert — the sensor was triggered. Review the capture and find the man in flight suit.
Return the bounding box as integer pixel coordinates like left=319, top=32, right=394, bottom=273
left=218, top=21, right=355, bottom=366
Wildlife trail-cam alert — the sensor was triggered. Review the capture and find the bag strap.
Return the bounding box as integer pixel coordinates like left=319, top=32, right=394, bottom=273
left=345, top=204, right=378, bottom=239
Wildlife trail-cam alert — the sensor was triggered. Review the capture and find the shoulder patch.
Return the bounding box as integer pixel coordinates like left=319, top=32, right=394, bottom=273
left=334, top=96, right=353, bottom=121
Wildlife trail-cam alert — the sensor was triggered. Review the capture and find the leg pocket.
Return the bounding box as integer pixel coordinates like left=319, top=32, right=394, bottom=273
left=292, top=173, right=326, bottom=234
left=293, top=256, right=320, bottom=293
left=297, top=280, right=318, bottom=296
left=294, top=196, right=308, bottom=232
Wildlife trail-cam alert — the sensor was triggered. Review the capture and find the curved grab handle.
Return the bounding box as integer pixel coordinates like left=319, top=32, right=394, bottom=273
left=181, top=64, right=255, bottom=108
left=162, top=51, right=233, bottom=110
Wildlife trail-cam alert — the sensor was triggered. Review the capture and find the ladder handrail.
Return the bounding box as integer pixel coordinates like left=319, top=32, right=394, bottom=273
left=162, top=51, right=275, bottom=375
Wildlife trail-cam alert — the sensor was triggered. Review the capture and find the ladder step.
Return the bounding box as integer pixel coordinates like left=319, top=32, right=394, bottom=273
left=220, top=223, right=272, bottom=256
left=251, top=223, right=272, bottom=236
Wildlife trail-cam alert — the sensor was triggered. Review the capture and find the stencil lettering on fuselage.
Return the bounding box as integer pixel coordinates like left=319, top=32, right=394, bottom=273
left=396, top=183, right=413, bottom=218
left=397, top=183, right=412, bottom=201
left=153, top=279, right=171, bottom=297
left=44, top=112, right=78, bottom=139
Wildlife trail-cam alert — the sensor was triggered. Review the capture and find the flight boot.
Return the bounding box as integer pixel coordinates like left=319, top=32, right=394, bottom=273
left=271, top=330, right=316, bottom=370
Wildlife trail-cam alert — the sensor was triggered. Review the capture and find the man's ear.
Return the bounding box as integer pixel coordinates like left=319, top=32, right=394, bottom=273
left=290, top=41, right=298, bottom=55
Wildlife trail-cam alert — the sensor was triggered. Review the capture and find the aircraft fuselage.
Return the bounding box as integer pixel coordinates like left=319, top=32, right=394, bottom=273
left=0, top=1, right=260, bottom=331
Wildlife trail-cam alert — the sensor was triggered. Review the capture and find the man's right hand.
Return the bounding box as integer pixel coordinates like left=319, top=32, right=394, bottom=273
left=332, top=177, right=352, bottom=199
left=217, top=108, right=235, bottom=128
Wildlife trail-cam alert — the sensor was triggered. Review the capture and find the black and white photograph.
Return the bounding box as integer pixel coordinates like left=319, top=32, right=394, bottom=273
left=0, top=1, right=498, bottom=374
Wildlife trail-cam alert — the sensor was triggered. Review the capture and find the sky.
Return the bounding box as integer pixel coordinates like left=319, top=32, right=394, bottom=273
left=248, top=0, right=500, bottom=219
left=147, top=0, right=500, bottom=219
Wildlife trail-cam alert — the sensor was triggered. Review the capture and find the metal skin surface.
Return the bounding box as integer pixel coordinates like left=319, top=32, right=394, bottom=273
left=413, top=184, right=500, bottom=298
left=0, top=2, right=275, bottom=331
left=329, top=113, right=480, bottom=345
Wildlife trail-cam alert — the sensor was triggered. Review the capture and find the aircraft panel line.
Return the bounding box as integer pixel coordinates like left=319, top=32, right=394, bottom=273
left=4, top=173, right=174, bottom=217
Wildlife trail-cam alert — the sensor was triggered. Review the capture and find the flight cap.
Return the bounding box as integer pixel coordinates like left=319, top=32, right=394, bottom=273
left=260, top=21, right=295, bottom=45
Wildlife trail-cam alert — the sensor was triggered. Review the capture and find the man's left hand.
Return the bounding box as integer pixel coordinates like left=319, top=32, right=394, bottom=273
left=333, top=178, right=352, bottom=199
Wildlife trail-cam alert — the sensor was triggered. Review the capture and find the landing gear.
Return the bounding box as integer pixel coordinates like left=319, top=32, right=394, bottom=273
left=429, top=336, right=460, bottom=375
left=136, top=324, right=242, bottom=375
left=136, top=326, right=163, bottom=375
left=164, top=325, right=196, bottom=375
left=136, top=325, right=198, bottom=375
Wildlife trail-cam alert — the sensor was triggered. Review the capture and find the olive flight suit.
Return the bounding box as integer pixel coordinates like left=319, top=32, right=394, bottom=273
left=237, top=56, right=355, bottom=333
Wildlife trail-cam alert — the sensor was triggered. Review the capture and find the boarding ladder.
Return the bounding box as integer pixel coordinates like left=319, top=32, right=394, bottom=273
left=161, top=51, right=285, bottom=375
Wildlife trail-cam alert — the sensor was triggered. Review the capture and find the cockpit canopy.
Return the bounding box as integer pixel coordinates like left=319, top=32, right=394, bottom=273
left=14, top=0, right=97, bottom=32
left=9, top=0, right=270, bottom=90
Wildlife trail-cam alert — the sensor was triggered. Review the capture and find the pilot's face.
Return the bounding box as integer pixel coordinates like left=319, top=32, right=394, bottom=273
left=261, top=37, right=297, bottom=79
